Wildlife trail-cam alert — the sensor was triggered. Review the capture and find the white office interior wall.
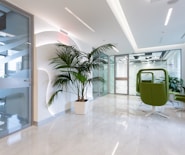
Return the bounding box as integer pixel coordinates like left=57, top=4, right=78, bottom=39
left=36, top=44, right=74, bottom=122
left=34, top=17, right=71, bottom=123
left=33, top=16, right=93, bottom=124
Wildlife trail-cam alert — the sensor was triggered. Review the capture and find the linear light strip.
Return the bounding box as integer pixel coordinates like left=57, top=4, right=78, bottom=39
left=65, top=7, right=95, bottom=32
left=164, top=8, right=173, bottom=26
left=112, top=46, right=119, bottom=52
left=112, top=142, right=119, bottom=155
left=106, top=0, right=138, bottom=51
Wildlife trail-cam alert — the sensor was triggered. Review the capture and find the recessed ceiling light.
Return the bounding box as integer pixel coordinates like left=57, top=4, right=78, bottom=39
left=65, top=7, right=95, bottom=32
left=106, top=0, right=138, bottom=51
left=112, top=46, right=119, bottom=52
left=164, top=8, right=173, bottom=26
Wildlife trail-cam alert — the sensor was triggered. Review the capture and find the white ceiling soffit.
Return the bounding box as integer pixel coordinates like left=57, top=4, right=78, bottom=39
left=116, top=0, right=185, bottom=52
left=5, top=0, right=185, bottom=55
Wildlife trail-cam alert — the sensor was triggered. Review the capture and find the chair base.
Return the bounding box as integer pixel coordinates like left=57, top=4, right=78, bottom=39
left=145, top=106, right=169, bottom=118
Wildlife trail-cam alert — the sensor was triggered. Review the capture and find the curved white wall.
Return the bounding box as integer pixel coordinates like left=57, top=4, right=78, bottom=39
left=34, top=17, right=79, bottom=124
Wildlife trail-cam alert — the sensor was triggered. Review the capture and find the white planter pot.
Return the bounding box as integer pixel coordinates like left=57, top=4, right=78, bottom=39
left=169, top=93, right=175, bottom=102
left=74, top=100, right=90, bottom=114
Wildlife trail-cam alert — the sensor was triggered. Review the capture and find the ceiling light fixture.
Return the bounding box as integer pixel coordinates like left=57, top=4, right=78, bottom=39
left=65, top=7, right=95, bottom=32
left=106, top=0, right=138, bottom=51
left=164, top=8, right=173, bottom=26
left=112, top=142, right=119, bottom=155
left=112, top=46, right=119, bottom=52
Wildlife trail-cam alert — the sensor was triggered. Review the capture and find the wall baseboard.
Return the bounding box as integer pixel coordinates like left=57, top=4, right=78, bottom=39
left=32, top=109, right=71, bottom=126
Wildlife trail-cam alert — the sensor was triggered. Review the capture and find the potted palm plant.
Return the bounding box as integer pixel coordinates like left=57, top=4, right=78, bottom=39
left=48, top=43, right=115, bottom=114
left=168, top=76, right=184, bottom=102
left=169, top=76, right=183, bottom=93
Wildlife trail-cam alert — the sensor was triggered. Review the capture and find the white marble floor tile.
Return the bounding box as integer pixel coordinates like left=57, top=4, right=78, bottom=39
left=0, top=94, right=185, bottom=155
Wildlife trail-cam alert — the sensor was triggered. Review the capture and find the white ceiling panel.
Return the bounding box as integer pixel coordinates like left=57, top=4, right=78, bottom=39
left=5, top=0, right=185, bottom=55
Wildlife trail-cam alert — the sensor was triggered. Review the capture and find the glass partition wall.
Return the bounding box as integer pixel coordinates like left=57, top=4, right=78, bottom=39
left=129, top=50, right=181, bottom=95
left=104, top=49, right=181, bottom=96
left=0, top=2, right=33, bottom=138
left=93, top=53, right=109, bottom=98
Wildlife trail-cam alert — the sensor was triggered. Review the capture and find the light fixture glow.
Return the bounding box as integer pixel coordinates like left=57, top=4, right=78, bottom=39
left=164, top=8, right=173, bottom=26
left=112, top=142, right=119, bottom=155
left=112, top=46, right=119, bottom=52
left=106, top=0, right=138, bottom=51
left=65, top=7, right=95, bottom=32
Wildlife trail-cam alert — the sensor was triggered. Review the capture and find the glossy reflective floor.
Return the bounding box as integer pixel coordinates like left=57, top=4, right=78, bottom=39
left=0, top=102, right=29, bottom=138
left=0, top=94, right=185, bottom=155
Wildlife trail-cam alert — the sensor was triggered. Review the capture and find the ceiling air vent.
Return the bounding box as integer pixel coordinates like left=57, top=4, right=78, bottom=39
left=167, top=0, right=178, bottom=4
left=148, top=0, right=178, bottom=4
left=148, top=0, right=162, bottom=3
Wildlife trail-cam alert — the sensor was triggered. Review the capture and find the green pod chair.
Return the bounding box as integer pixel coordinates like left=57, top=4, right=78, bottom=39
left=136, top=68, right=169, bottom=118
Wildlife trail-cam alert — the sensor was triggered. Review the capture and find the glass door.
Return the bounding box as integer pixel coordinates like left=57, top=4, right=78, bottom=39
left=0, top=2, right=32, bottom=138
left=115, top=55, right=129, bottom=94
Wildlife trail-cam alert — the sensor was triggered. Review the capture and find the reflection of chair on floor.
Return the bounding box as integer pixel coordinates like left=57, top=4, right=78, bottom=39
left=175, top=94, right=185, bottom=111
left=136, top=68, right=169, bottom=118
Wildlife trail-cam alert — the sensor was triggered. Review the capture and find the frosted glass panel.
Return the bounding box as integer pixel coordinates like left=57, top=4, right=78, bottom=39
left=115, top=57, right=127, bottom=77
left=116, top=80, right=127, bottom=94
left=93, top=53, right=108, bottom=98
left=0, top=2, right=32, bottom=138
left=115, top=55, right=128, bottom=94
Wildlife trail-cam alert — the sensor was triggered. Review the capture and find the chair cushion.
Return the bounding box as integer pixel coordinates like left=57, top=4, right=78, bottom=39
left=140, top=82, right=167, bottom=106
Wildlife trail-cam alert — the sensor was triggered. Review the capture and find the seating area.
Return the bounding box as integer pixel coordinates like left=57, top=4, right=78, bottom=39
left=136, top=68, right=170, bottom=118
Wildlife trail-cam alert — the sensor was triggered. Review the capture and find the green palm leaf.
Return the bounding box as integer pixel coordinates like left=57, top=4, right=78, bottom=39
left=48, top=43, right=114, bottom=105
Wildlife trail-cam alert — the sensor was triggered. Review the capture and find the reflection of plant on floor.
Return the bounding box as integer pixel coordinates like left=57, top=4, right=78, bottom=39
left=169, top=76, right=183, bottom=93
